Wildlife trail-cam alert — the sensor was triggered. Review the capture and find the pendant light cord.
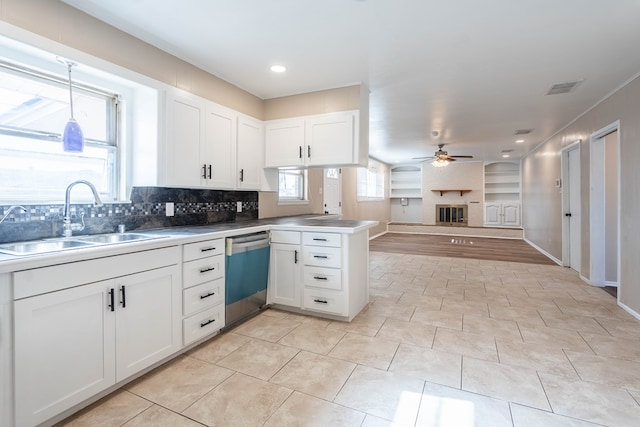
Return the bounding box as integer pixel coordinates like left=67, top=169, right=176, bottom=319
left=67, top=62, right=75, bottom=119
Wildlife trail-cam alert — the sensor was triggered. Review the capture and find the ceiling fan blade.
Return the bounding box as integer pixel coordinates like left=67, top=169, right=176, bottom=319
left=449, top=155, right=473, bottom=158
left=411, top=156, right=435, bottom=160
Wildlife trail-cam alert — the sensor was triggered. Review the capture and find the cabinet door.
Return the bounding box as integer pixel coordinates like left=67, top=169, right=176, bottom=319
left=114, top=266, right=181, bottom=381
left=267, top=242, right=301, bottom=307
left=502, top=203, right=521, bottom=226
left=264, top=119, right=305, bottom=167
left=306, top=112, right=355, bottom=166
left=204, top=104, right=236, bottom=189
left=484, top=204, right=501, bottom=226
left=14, top=281, right=116, bottom=427
left=237, top=115, right=264, bottom=189
left=165, top=92, right=205, bottom=187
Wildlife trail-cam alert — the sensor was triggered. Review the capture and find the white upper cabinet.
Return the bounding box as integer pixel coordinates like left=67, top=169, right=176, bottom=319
left=163, top=87, right=265, bottom=190
left=264, top=119, right=306, bottom=167
left=204, top=103, right=236, bottom=189
left=237, top=115, right=266, bottom=189
left=165, top=91, right=205, bottom=187
left=264, top=110, right=365, bottom=168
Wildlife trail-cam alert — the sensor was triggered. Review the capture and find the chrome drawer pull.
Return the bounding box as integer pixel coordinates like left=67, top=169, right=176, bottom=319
left=200, top=247, right=216, bottom=252
left=200, top=291, right=216, bottom=299
left=313, top=299, right=328, bottom=304
left=313, top=276, right=328, bottom=281
left=313, top=255, right=328, bottom=259
left=200, top=318, right=216, bottom=328
left=199, top=266, right=216, bottom=273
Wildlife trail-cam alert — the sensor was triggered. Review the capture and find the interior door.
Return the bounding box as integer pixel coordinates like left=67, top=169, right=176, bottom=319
left=568, top=147, right=581, bottom=272
left=323, top=168, right=342, bottom=215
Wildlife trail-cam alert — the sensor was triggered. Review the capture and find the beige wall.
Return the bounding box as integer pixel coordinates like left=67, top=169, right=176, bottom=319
left=422, top=162, right=484, bottom=226
left=522, top=74, right=640, bottom=315
left=258, top=169, right=324, bottom=218
left=264, top=85, right=362, bottom=120
left=0, top=0, right=264, bottom=118
left=340, top=166, right=390, bottom=237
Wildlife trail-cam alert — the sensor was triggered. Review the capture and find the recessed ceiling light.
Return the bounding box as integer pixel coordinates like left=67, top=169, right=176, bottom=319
left=515, top=139, right=524, bottom=143
left=502, top=154, right=510, bottom=158
left=270, top=65, right=286, bottom=73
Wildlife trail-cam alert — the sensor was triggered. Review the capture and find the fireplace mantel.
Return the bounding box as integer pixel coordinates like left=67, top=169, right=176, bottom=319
left=431, top=189, right=472, bottom=197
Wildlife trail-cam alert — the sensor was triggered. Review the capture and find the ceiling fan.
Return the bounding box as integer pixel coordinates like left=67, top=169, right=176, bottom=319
left=412, top=144, right=473, bottom=167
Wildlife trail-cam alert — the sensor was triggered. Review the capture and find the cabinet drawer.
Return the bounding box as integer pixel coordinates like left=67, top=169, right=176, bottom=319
left=303, top=288, right=345, bottom=316
left=183, top=305, right=224, bottom=346
left=183, top=238, right=224, bottom=262
left=303, top=266, right=342, bottom=290
left=302, top=232, right=341, bottom=247
left=303, top=246, right=341, bottom=268
left=183, top=278, right=224, bottom=316
left=270, top=230, right=300, bottom=244
left=183, top=254, right=224, bottom=288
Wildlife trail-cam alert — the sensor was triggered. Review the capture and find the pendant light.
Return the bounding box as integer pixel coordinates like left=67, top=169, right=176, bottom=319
left=59, top=59, right=84, bottom=152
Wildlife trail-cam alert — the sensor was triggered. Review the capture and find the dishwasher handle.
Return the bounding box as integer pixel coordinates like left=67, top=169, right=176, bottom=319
left=226, top=232, right=270, bottom=255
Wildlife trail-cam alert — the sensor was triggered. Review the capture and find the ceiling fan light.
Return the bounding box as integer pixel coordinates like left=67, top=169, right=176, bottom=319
left=432, top=159, right=449, bottom=167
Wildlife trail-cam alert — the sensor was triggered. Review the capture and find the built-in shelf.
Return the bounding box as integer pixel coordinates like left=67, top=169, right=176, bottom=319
left=431, top=189, right=472, bottom=197
left=484, top=162, right=521, bottom=226
left=390, top=165, right=422, bottom=198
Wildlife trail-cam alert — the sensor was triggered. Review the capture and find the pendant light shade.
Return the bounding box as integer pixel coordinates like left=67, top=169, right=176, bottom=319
left=60, top=59, right=84, bottom=152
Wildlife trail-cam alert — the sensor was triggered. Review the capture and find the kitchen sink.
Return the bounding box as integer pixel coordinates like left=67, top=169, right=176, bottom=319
left=0, top=239, right=96, bottom=256
left=0, top=233, right=166, bottom=256
left=75, top=233, right=156, bottom=244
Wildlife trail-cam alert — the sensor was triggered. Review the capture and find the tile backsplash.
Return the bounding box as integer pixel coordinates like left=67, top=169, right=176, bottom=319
left=0, top=187, right=258, bottom=244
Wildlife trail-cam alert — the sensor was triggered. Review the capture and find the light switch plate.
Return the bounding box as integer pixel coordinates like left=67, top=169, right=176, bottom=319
left=166, top=202, right=174, bottom=216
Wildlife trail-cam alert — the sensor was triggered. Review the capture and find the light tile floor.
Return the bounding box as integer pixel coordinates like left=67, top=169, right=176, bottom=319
left=59, top=251, right=640, bottom=426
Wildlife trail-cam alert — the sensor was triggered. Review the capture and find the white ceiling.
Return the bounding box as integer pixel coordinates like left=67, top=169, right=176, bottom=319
left=62, top=0, right=640, bottom=164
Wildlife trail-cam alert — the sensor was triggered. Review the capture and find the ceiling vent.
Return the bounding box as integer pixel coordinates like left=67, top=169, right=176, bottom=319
left=514, top=129, right=533, bottom=135
left=546, top=80, right=582, bottom=95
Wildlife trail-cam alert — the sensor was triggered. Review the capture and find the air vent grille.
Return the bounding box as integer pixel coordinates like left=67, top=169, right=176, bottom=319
left=546, top=80, right=582, bottom=95
left=514, top=129, right=533, bottom=135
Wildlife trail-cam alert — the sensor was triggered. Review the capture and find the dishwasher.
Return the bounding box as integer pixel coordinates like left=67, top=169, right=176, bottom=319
left=224, top=231, right=270, bottom=327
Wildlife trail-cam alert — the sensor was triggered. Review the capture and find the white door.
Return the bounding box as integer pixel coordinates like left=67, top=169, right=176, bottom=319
left=484, top=203, right=501, bottom=225
left=165, top=93, right=204, bottom=187
left=204, top=104, right=236, bottom=189
left=323, top=168, right=342, bottom=215
left=237, top=116, right=264, bottom=189
left=568, top=147, right=581, bottom=272
left=267, top=243, right=301, bottom=307
left=115, top=266, right=181, bottom=380
left=14, top=281, right=116, bottom=427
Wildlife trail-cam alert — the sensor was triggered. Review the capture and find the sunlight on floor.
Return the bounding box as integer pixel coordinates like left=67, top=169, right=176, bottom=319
left=395, top=391, right=475, bottom=426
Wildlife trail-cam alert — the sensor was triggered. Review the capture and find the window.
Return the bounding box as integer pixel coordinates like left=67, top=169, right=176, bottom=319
left=357, top=159, right=385, bottom=201
left=0, top=60, right=119, bottom=202
left=279, top=169, right=307, bottom=202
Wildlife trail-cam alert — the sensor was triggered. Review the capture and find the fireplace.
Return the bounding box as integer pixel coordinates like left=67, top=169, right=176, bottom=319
left=436, top=204, right=468, bottom=226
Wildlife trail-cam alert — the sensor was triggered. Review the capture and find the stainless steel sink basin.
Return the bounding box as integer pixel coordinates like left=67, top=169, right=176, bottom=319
left=0, top=239, right=96, bottom=256
left=76, top=233, right=156, bottom=244
left=0, top=233, right=166, bottom=256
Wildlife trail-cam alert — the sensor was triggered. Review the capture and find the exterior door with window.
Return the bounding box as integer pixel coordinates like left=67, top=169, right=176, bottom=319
left=323, top=168, right=342, bottom=215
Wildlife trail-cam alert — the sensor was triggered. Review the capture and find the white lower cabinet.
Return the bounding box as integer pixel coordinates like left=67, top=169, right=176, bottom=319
left=485, top=203, right=520, bottom=226
left=267, top=231, right=302, bottom=307
left=12, top=247, right=181, bottom=427
left=181, top=238, right=226, bottom=346
left=268, top=229, right=369, bottom=321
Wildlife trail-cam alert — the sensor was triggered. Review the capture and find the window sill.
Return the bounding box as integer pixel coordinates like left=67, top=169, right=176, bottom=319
left=357, top=197, right=385, bottom=203
left=278, top=199, right=310, bottom=206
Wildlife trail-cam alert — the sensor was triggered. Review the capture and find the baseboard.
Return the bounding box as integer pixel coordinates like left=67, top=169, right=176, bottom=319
left=618, top=301, right=640, bottom=320
left=523, top=237, right=562, bottom=265
left=579, top=274, right=593, bottom=286
left=369, top=230, right=387, bottom=240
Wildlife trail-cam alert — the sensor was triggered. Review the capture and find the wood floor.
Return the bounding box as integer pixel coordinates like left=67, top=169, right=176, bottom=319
left=370, top=232, right=556, bottom=265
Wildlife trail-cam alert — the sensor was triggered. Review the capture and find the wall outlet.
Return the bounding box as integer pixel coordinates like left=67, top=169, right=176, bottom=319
left=166, top=202, right=174, bottom=217
left=236, top=201, right=242, bottom=213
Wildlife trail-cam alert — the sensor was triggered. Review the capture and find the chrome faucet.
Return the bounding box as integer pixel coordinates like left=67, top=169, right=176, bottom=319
left=62, top=180, right=103, bottom=237
left=0, top=205, right=27, bottom=225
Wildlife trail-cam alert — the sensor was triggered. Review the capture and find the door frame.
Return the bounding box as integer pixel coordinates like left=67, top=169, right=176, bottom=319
left=323, top=167, right=342, bottom=215
left=561, top=140, right=581, bottom=270
left=589, top=120, right=621, bottom=290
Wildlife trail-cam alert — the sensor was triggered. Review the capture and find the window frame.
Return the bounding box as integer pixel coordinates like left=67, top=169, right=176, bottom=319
left=278, top=169, right=309, bottom=204
left=357, top=159, right=386, bottom=202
